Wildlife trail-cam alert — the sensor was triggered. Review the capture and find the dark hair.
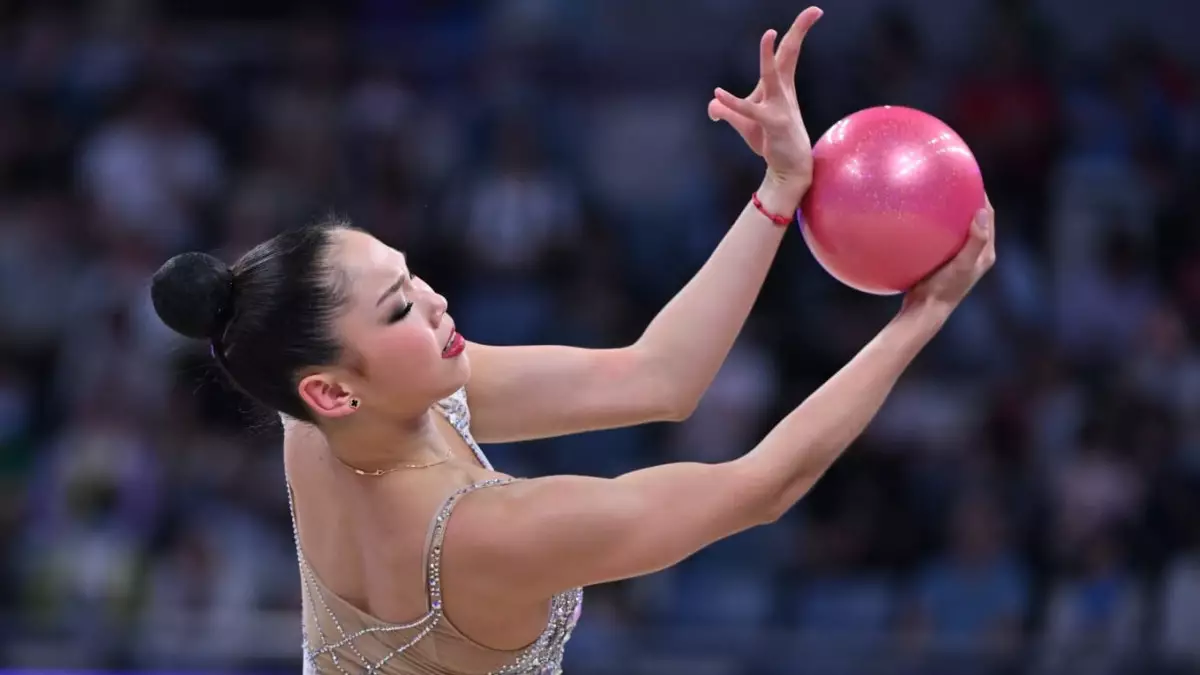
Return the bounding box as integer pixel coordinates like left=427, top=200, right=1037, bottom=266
left=151, top=220, right=353, bottom=422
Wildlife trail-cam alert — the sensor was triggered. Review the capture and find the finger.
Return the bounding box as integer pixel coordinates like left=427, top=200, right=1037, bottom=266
left=759, top=29, right=782, bottom=96
left=955, top=209, right=991, bottom=265
left=714, top=87, right=762, bottom=121
left=708, top=99, right=762, bottom=152
left=980, top=201, right=997, bottom=267
left=748, top=80, right=765, bottom=104
left=776, top=7, right=824, bottom=82
left=978, top=196, right=995, bottom=241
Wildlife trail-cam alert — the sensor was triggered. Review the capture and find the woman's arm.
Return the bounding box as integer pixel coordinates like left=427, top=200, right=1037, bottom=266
left=447, top=207, right=994, bottom=601
left=465, top=10, right=823, bottom=443
left=452, top=300, right=950, bottom=597
left=464, top=177, right=804, bottom=443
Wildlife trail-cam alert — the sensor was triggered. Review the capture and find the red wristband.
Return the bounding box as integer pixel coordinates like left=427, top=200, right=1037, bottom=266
left=752, top=191, right=792, bottom=226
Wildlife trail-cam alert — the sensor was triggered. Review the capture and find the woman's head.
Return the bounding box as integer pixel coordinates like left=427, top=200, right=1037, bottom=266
left=151, top=219, right=468, bottom=424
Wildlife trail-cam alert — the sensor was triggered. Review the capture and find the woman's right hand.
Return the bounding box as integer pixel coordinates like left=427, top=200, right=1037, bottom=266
left=902, top=198, right=997, bottom=315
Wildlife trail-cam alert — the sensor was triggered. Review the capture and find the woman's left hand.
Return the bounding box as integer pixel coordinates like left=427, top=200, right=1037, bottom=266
left=709, top=7, right=823, bottom=204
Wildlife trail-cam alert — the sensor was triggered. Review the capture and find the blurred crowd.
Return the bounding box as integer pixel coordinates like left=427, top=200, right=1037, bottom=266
left=1, top=1, right=1200, bottom=673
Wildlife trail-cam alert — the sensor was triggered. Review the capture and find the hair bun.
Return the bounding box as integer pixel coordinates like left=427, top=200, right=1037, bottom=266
left=151, top=252, right=235, bottom=340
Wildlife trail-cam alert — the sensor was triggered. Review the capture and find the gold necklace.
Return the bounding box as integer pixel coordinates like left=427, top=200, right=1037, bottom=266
left=335, top=448, right=454, bottom=476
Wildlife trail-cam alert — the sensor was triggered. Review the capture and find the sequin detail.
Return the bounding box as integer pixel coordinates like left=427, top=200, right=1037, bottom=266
left=434, top=387, right=492, bottom=470
left=427, top=479, right=583, bottom=675
left=291, top=387, right=583, bottom=674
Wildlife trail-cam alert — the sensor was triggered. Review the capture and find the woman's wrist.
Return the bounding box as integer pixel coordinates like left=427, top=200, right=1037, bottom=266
left=896, top=295, right=956, bottom=330
left=756, top=171, right=809, bottom=218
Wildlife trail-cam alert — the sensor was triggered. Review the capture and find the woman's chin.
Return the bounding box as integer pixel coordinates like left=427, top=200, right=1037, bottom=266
left=441, top=355, right=471, bottom=395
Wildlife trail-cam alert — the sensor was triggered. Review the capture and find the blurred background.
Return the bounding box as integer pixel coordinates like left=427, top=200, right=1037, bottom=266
left=2, top=0, right=1200, bottom=673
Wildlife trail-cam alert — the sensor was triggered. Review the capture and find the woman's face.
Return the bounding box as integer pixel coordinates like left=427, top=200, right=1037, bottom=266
left=297, top=229, right=469, bottom=420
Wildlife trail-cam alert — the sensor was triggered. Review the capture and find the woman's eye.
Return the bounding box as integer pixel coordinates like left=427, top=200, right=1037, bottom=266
left=389, top=301, right=414, bottom=323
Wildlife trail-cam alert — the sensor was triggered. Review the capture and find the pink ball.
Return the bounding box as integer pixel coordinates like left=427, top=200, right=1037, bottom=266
left=798, top=106, right=985, bottom=295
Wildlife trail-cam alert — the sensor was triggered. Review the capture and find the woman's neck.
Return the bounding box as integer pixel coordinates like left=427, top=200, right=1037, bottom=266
left=286, top=410, right=454, bottom=475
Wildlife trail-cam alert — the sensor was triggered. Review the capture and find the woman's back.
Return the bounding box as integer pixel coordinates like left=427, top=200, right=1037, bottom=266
left=284, top=389, right=583, bottom=674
